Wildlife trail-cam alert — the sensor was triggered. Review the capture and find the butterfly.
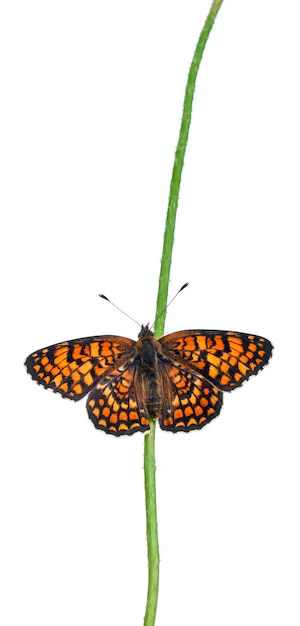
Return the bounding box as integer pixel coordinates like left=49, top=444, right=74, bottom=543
left=25, top=325, right=273, bottom=435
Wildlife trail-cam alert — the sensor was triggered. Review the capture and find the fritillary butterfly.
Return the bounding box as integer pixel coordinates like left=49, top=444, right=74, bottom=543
left=25, top=325, right=273, bottom=435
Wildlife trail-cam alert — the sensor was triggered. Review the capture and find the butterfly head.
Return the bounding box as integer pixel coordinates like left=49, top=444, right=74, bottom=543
left=138, top=324, right=154, bottom=339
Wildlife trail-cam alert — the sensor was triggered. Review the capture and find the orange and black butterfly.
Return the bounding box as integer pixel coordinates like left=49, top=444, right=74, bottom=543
left=25, top=325, right=273, bottom=436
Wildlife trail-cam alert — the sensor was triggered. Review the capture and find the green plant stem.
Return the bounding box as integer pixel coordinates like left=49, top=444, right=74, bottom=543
left=143, top=419, right=159, bottom=626
left=143, top=2, right=224, bottom=625
left=155, top=0, right=225, bottom=339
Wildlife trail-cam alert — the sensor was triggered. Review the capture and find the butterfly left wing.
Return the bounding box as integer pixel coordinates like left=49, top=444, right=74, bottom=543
left=25, top=335, right=135, bottom=400
left=87, top=361, right=150, bottom=436
left=160, top=330, right=273, bottom=391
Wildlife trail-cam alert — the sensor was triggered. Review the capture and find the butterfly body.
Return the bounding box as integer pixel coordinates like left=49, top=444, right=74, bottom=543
left=25, top=325, right=273, bottom=436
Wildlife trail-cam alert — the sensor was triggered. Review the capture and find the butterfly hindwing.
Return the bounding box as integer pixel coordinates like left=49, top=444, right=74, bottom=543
left=158, top=361, right=223, bottom=432
left=87, top=362, right=150, bottom=435
left=160, top=330, right=273, bottom=391
left=25, top=335, right=135, bottom=400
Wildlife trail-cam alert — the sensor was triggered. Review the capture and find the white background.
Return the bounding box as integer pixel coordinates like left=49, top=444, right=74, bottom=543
left=1, top=1, right=299, bottom=624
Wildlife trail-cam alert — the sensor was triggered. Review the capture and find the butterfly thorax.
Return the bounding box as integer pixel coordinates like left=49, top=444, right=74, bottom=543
left=136, top=324, right=157, bottom=371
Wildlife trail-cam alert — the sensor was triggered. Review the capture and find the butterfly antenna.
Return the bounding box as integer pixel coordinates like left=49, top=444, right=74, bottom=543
left=99, top=294, right=141, bottom=327
left=151, top=282, right=189, bottom=329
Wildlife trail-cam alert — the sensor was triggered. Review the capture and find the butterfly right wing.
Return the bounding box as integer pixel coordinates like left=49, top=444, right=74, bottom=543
left=158, top=360, right=223, bottom=433
left=25, top=335, right=135, bottom=400
left=160, top=330, right=273, bottom=391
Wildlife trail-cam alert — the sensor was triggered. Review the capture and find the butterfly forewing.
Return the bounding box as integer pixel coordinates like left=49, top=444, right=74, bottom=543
left=25, top=335, right=135, bottom=400
left=160, top=330, right=273, bottom=391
